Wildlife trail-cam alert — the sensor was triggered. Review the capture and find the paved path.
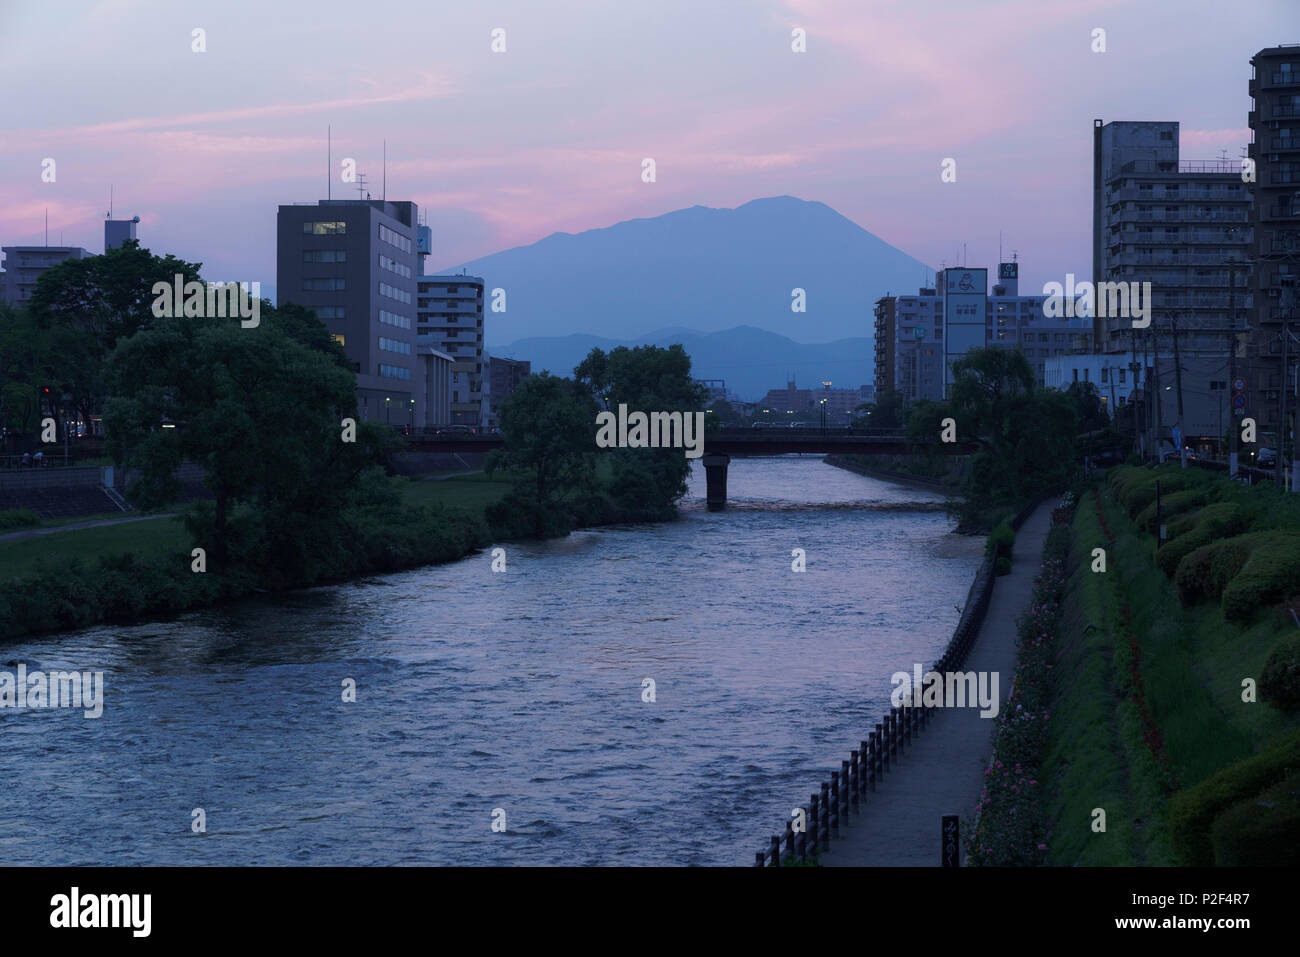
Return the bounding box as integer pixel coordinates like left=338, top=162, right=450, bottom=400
left=0, top=512, right=178, bottom=543
left=820, top=500, right=1055, bottom=867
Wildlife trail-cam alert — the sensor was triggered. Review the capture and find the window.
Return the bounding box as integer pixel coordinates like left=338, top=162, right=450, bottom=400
left=380, top=282, right=411, bottom=304
left=1119, top=369, right=1126, bottom=383
left=378, top=224, right=412, bottom=253
left=304, top=278, right=346, bottom=291
left=378, top=336, right=412, bottom=355
left=316, top=306, right=345, bottom=319
left=303, top=221, right=346, bottom=235
left=379, top=363, right=411, bottom=380
left=379, top=310, right=411, bottom=329
left=1101, top=367, right=1109, bottom=383
left=379, top=254, right=412, bottom=279
left=303, top=249, right=346, bottom=263
left=331, top=333, right=345, bottom=347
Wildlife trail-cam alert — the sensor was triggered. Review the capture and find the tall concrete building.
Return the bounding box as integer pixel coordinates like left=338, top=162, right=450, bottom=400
left=1092, top=120, right=1253, bottom=357
left=104, top=216, right=139, bottom=250
left=0, top=245, right=94, bottom=307
left=276, top=199, right=424, bottom=427
left=1246, top=45, right=1300, bottom=454
left=415, top=274, right=487, bottom=427
left=490, top=356, right=532, bottom=424
left=872, top=295, right=898, bottom=395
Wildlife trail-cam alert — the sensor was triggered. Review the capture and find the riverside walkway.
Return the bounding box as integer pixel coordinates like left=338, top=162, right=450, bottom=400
left=820, top=500, right=1055, bottom=867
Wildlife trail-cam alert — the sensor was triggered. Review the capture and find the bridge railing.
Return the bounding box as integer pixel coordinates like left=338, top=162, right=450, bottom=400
left=754, top=496, right=1040, bottom=866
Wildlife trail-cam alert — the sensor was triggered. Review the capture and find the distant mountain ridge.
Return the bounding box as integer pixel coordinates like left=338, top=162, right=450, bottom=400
left=492, top=325, right=874, bottom=402
left=442, top=195, right=933, bottom=345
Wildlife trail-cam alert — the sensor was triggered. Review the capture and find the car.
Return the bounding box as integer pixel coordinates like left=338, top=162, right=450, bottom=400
left=1158, top=447, right=1196, bottom=463
left=436, top=424, right=475, bottom=436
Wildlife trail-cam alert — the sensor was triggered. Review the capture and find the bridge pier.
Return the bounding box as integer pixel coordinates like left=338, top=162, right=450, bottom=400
left=701, top=453, right=731, bottom=511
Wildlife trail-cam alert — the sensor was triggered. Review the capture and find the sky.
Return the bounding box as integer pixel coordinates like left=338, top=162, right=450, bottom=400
left=0, top=0, right=1294, bottom=326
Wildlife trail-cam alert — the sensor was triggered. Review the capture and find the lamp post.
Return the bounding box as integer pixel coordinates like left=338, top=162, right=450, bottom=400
left=821, top=380, right=832, bottom=431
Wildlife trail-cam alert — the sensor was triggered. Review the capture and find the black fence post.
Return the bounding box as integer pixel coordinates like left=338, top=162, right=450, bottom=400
left=830, top=771, right=841, bottom=837
left=849, top=750, right=860, bottom=810
left=784, top=820, right=795, bottom=861
left=756, top=851, right=765, bottom=867
left=770, top=835, right=781, bottom=867
left=820, top=782, right=831, bottom=846
left=875, top=723, right=886, bottom=776
left=866, top=738, right=877, bottom=792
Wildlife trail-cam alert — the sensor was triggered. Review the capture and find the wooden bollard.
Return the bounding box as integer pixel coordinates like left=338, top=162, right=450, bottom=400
left=864, top=739, right=876, bottom=792
left=875, top=723, right=886, bottom=775
left=890, top=711, right=899, bottom=760
left=756, top=851, right=765, bottom=866
left=770, top=835, right=781, bottom=867
left=784, top=820, right=795, bottom=861
left=903, top=702, right=911, bottom=748
left=820, top=782, right=831, bottom=845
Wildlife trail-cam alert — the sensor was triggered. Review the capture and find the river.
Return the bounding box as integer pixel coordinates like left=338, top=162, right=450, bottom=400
left=0, top=456, right=982, bottom=866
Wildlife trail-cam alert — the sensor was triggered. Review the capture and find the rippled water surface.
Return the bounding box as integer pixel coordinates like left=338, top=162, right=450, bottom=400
left=0, top=456, right=981, bottom=865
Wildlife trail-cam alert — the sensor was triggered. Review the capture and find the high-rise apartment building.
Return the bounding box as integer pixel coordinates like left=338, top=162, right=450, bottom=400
left=873, top=295, right=898, bottom=396
left=415, top=274, right=487, bottom=427
left=1092, top=120, right=1253, bottom=357
left=1246, top=46, right=1300, bottom=452
left=276, top=199, right=424, bottom=426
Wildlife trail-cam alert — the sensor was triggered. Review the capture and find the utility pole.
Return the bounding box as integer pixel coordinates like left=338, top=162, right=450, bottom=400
left=1129, top=327, right=1143, bottom=459
left=1152, top=326, right=1164, bottom=461
left=1280, top=307, right=1288, bottom=491
left=1171, top=314, right=1187, bottom=469
left=1228, top=264, right=1239, bottom=476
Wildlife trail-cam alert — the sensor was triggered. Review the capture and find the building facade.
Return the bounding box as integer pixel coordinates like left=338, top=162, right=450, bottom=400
left=276, top=199, right=424, bottom=427
left=415, top=274, right=487, bottom=427
left=489, top=355, right=531, bottom=425
left=1092, top=120, right=1253, bottom=358
left=1247, top=46, right=1300, bottom=452
left=0, top=246, right=94, bottom=307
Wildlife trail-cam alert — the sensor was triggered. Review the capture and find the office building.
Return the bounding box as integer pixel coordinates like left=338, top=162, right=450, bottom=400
left=415, top=274, right=487, bottom=427
left=276, top=199, right=424, bottom=427
left=0, top=245, right=94, bottom=307
left=1246, top=46, right=1300, bottom=449
left=491, top=356, right=532, bottom=423
left=1092, top=120, right=1253, bottom=356
left=104, top=216, right=139, bottom=251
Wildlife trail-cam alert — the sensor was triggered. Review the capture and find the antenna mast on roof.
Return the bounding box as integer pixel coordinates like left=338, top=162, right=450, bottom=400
left=328, top=125, right=331, bottom=201
left=383, top=139, right=387, bottom=202
left=356, top=172, right=368, bottom=200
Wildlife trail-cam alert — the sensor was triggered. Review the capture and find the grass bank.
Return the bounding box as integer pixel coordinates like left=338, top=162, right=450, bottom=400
left=1040, top=467, right=1300, bottom=865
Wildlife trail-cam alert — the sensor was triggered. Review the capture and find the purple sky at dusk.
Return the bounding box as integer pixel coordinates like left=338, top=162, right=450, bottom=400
left=1, top=0, right=1294, bottom=330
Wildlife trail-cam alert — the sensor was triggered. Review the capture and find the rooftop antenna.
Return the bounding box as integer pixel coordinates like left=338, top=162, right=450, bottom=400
left=356, top=171, right=368, bottom=200
left=383, top=139, right=387, bottom=202
left=108, top=185, right=113, bottom=219
left=44, top=208, right=48, bottom=245
left=328, top=125, right=331, bottom=201
left=999, top=231, right=1003, bottom=263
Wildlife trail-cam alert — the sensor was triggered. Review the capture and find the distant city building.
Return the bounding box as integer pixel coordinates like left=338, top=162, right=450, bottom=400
left=0, top=245, right=94, bottom=307
left=694, top=378, right=730, bottom=408
left=277, top=199, right=424, bottom=426
left=758, top=379, right=863, bottom=421
left=416, top=274, right=487, bottom=427
left=489, top=355, right=531, bottom=424
left=875, top=262, right=1090, bottom=404
left=1246, top=46, right=1300, bottom=449
left=104, top=216, right=139, bottom=251
left=418, top=344, right=454, bottom=426
left=760, top=380, right=813, bottom=415
left=1092, top=120, right=1252, bottom=357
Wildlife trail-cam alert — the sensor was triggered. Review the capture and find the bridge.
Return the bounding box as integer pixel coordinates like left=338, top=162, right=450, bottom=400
left=404, top=427, right=976, bottom=511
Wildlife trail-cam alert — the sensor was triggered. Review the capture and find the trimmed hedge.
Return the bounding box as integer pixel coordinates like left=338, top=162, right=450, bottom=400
left=1169, top=727, right=1300, bottom=865
left=1222, top=536, right=1300, bottom=624
left=0, top=508, right=40, bottom=531
left=1209, top=772, right=1300, bottom=866
left=1174, top=533, right=1261, bottom=606
left=1134, top=488, right=1209, bottom=534
left=1261, top=633, right=1300, bottom=713
left=1155, top=503, right=1246, bottom=578
left=1111, top=467, right=1204, bottom=519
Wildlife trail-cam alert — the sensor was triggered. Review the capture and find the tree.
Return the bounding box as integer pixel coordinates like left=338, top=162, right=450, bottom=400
left=574, top=344, right=706, bottom=515
left=0, top=305, right=52, bottom=448
left=853, top=388, right=905, bottom=429
left=28, top=241, right=204, bottom=442
left=485, top=372, right=600, bottom=538
left=103, top=305, right=397, bottom=573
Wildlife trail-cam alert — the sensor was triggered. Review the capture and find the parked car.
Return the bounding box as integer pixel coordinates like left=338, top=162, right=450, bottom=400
left=436, top=424, right=475, bottom=436
left=1158, top=446, right=1196, bottom=463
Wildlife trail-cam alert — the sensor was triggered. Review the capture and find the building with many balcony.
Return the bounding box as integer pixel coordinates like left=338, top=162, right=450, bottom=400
left=416, top=274, right=487, bottom=427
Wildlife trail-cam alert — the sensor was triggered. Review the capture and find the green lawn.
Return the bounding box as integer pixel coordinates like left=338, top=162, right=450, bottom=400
left=0, top=471, right=515, bottom=583
left=0, top=514, right=190, bottom=581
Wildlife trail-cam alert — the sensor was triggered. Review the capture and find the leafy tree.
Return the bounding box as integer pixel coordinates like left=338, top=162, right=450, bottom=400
left=103, top=306, right=397, bottom=573
left=853, top=388, right=905, bottom=429
left=0, top=305, right=52, bottom=447
left=485, top=372, right=600, bottom=538
left=574, top=344, right=706, bottom=515
left=27, top=241, right=204, bottom=441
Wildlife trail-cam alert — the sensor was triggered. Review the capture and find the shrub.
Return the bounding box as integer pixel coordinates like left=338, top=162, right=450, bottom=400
left=1261, top=633, right=1300, bottom=713
left=1174, top=534, right=1258, bottom=606
left=1222, top=536, right=1300, bottom=624
left=0, top=508, right=39, bottom=530
left=1115, top=469, right=1202, bottom=519
left=1156, top=503, right=1246, bottom=577
left=1134, top=489, right=1209, bottom=534
left=986, top=520, right=1015, bottom=563
left=1209, top=772, right=1300, bottom=866
left=1169, top=727, right=1300, bottom=865
left=996, top=556, right=1012, bottom=576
